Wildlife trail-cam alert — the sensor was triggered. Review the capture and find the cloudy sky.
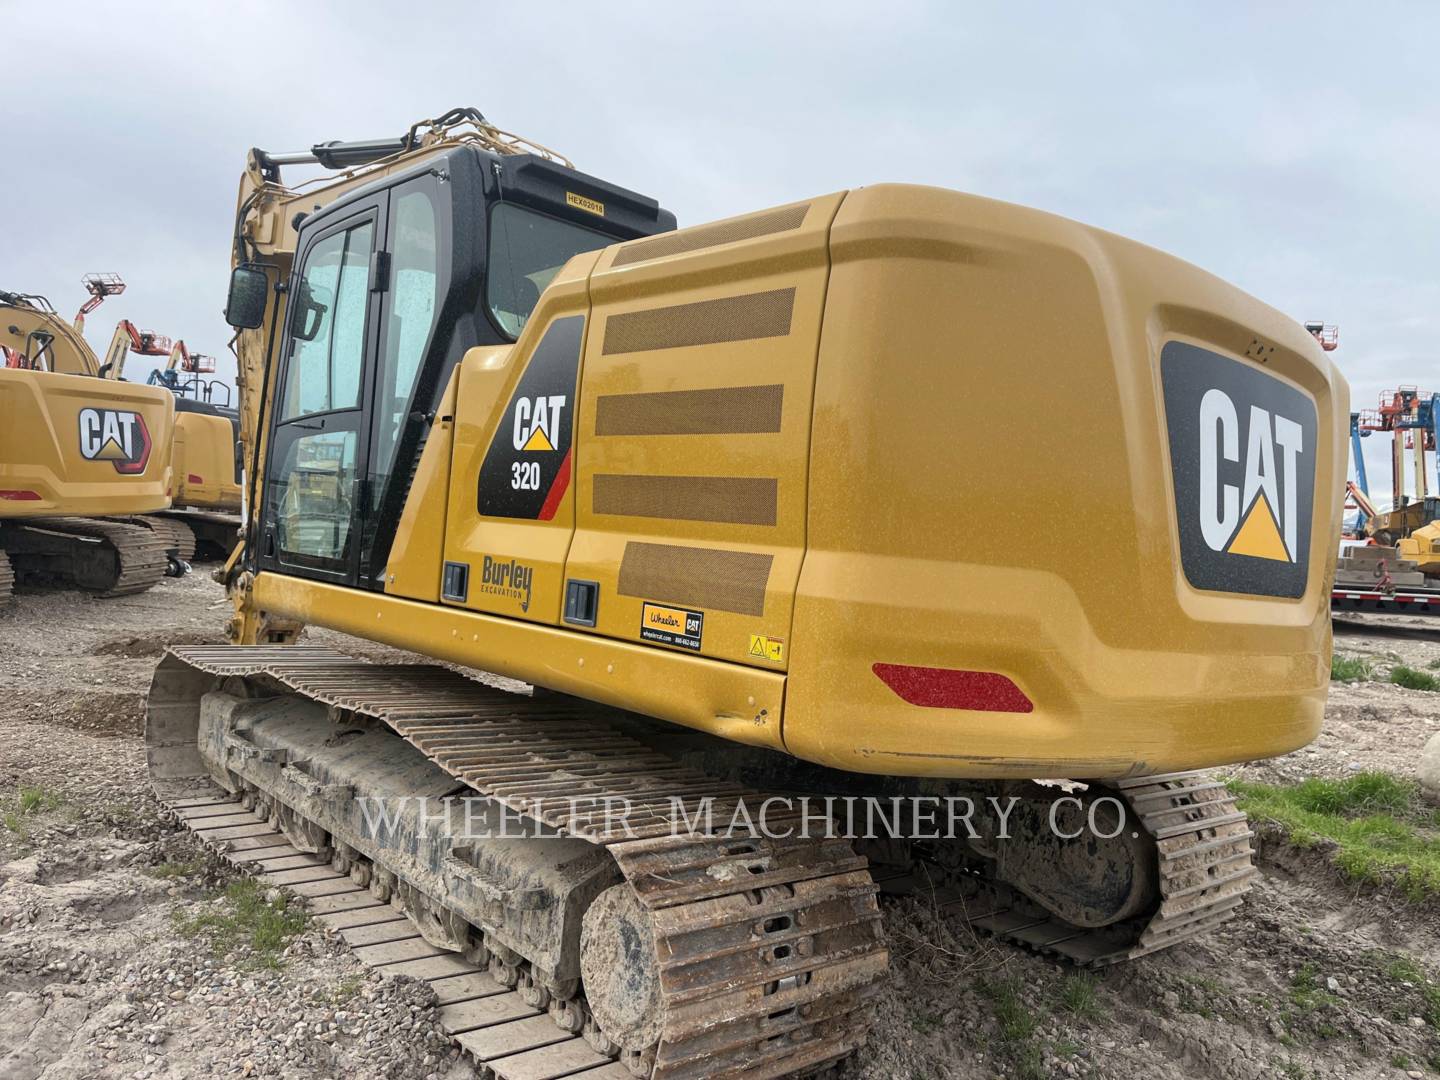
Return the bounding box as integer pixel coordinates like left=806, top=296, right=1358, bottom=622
left=8, top=3, right=1438, bottom=504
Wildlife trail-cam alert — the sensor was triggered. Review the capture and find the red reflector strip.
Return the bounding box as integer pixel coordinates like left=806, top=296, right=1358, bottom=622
left=187, top=473, right=204, bottom=484
left=0, top=490, right=42, bottom=501
left=872, top=663, right=1033, bottom=713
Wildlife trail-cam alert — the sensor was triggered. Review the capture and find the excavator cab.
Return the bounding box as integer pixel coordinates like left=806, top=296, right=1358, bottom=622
left=243, top=144, right=675, bottom=591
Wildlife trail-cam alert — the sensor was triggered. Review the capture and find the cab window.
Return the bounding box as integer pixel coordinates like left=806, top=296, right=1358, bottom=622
left=281, top=221, right=374, bottom=419
left=486, top=203, right=611, bottom=338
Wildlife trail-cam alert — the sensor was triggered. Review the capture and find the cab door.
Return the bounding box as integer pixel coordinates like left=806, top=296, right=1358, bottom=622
left=259, top=197, right=385, bottom=586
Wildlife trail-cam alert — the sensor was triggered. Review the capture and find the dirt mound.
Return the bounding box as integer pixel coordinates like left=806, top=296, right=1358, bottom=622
left=91, top=631, right=225, bottom=659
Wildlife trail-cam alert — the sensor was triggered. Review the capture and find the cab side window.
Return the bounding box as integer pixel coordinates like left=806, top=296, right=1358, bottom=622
left=371, top=190, right=438, bottom=505
left=281, top=222, right=374, bottom=420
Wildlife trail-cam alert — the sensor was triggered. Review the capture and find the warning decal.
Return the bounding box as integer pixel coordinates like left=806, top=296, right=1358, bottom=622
left=748, top=634, right=784, bottom=663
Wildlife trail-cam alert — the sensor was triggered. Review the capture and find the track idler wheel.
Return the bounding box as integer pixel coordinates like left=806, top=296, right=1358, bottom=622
left=579, top=883, right=664, bottom=1054
left=971, top=783, right=1159, bottom=928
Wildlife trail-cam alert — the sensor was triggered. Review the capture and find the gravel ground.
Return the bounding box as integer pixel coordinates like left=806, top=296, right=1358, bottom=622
left=2, top=576, right=1438, bottom=1079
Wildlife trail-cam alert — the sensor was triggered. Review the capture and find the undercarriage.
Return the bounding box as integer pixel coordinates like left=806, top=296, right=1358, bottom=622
left=148, top=646, right=1256, bottom=1078
left=0, top=516, right=171, bottom=600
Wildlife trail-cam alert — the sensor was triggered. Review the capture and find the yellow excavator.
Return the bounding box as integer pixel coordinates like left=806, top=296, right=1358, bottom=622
left=147, top=108, right=1347, bottom=1078
left=101, top=325, right=243, bottom=560
left=0, top=280, right=178, bottom=603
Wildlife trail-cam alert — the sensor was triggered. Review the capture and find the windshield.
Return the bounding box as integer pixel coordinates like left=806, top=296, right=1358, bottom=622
left=487, top=202, right=615, bottom=338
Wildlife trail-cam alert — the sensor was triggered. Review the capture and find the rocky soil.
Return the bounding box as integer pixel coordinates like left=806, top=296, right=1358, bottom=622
left=2, top=575, right=1438, bottom=1079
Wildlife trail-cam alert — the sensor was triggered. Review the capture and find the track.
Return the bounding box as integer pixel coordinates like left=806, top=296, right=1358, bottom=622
left=109, top=514, right=197, bottom=565
left=878, top=775, right=1256, bottom=966
left=160, top=509, right=239, bottom=561
left=0, top=550, right=13, bottom=605
left=150, top=516, right=197, bottom=564
left=149, top=646, right=1256, bottom=1077
left=161, top=787, right=646, bottom=1080
left=2, top=516, right=168, bottom=596
left=150, top=646, right=888, bottom=1079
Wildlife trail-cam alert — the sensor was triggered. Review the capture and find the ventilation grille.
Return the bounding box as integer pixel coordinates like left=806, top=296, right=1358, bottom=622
left=610, top=203, right=811, bottom=268
left=617, top=542, right=773, bottom=617
left=602, top=288, right=795, bottom=355
left=593, top=474, right=777, bottom=526
left=595, top=384, right=784, bottom=437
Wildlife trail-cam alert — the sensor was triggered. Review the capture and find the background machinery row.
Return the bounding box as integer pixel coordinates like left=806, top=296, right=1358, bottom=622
left=0, top=274, right=241, bottom=603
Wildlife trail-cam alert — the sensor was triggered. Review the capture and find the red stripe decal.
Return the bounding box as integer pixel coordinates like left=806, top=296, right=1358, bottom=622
left=537, top=449, right=573, bottom=522
left=872, top=663, right=1033, bottom=713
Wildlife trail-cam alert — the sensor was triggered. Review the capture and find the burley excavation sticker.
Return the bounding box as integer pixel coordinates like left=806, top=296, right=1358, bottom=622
left=1161, top=341, right=1317, bottom=598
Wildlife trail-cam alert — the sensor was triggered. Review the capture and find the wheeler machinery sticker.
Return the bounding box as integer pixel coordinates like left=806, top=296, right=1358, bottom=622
left=78, top=407, right=152, bottom=474
left=477, top=316, right=582, bottom=520
left=1161, top=340, right=1316, bottom=598
left=640, top=602, right=704, bottom=650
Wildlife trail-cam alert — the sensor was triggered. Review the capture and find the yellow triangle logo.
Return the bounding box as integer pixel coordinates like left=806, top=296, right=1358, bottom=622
left=522, top=425, right=555, bottom=452
left=749, top=637, right=766, bottom=657
left=94, top=436, right=128, bottom=461
left=1226, top=492, right=1290, bottom=562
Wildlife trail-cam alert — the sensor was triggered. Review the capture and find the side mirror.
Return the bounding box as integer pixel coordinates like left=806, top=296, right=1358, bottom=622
left=224, top=265, right=269, bottom=330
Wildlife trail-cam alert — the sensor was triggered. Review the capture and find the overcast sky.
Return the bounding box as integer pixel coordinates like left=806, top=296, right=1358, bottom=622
left=8, top=2, right=1437, bottom=505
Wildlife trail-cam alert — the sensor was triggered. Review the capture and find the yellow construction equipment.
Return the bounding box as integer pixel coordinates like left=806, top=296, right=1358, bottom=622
left=100, top=328, right=242, bottom=560
left=1, top=282, right=178, bottom=601
left=1397, top=521, right=1440, bottom=575
left=147, top=108, right=1348, bottom=1078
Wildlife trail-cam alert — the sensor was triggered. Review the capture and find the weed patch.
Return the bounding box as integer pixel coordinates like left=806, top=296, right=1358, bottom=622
left=1056, top=973, right=1103, bottom=1019
left=1231, top=773, right=1440, bottom=901
left=1389, top=664, right=1440, bottom=692
left=979, top=976, right=1045, bottom=1080
left=3, top=785, right=65, bottom=841
left=1331, top=655, right=1374, bottom=682
left=173, top=878, right=308, bottom=969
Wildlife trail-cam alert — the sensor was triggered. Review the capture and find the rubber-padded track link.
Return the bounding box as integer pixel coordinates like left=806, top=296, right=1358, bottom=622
left=0, top=550, right=14, bottom=605
left=154, top=646, right=889, bottom=1080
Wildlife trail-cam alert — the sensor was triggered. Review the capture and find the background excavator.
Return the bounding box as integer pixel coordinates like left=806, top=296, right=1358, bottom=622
left=0, top=277, right=178, bottom=602
left=146, top=109, right=1347, bottom=1079
left=100, top=322, right=243, bottom=561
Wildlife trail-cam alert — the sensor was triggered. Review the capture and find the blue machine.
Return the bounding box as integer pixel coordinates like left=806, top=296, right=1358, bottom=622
left=1349, top=412, right=1370, bottom=532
